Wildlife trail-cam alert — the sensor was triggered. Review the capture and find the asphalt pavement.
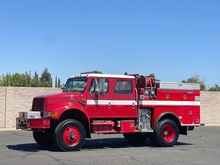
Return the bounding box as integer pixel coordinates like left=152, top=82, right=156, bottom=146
left=0, top=126, right=219, bottom=165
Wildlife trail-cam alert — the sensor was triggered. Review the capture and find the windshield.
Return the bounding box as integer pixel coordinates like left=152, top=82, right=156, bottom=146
left=63, top=77, right=87, bottom=93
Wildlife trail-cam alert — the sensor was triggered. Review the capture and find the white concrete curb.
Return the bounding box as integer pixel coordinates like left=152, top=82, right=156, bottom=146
left=204, top=124, right=220, bottom=126
left=0, top=128, right=17, bottom=131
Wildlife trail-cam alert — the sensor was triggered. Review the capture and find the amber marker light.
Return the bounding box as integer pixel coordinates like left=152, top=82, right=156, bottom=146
left=81, top=98, right=86, bottom=102
left=50, top=112, right=58, bottom=118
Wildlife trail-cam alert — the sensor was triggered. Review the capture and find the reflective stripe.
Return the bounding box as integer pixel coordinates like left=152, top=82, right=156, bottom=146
left=139, top=100, right=200, bottom=106
left=87, top=100, right=110, bottom=105
left=111, top=100, right=137, bottom=105
left=87, top=100, right=137, bottom=105
left=87, top=100, right=200, bottom=106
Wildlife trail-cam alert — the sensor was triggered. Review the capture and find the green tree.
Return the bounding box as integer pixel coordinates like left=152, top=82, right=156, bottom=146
left=20, top=72, right=31, bottom=87
left=208, top=84, right=220, bottom=91
left=40, top=68, right=52, bottom=87
left=0, top=74, right=10, bottom=86
left=0, top=69, right=58, bottom=87
left=182, top=75, right=206, bottom=91
left=31, top=71, right=39, bottom=87
left=54, top=76, right=62, bottom=88
left=0, top=72, right=31, bottom=87
left=55, top=76, right=58, bottom=88
left=6, top=73, right=13, bottom=86
left=57, top=77, right=61, bottom=87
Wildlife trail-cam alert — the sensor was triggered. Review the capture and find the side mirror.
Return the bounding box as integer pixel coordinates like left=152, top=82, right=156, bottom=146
left=61, top=84, right=65, bottom=90
left=99, top=78, right=105, bottom=95
left=94, top=78, right=105, bottom=95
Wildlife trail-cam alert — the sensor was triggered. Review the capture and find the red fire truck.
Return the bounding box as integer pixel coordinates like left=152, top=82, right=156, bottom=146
left=16, top=71, right=201, bottom=151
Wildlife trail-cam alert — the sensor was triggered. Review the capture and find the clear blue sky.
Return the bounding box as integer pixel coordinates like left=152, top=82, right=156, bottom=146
left=0, top=0, right=219, bottom=88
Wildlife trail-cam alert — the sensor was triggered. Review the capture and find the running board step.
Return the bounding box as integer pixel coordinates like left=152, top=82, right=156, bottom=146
left=91, top=120, right=116, bottom=133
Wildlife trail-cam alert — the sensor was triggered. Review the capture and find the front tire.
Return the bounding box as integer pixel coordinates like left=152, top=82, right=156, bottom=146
left=33, top=130, right=55, bottom=146
left=54, top=119, right=86, bottom=151
left=155, top=119, right=179, bottom=147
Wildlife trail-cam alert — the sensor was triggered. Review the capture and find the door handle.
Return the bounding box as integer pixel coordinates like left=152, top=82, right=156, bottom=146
left=108, top=102, right=111, bottom=107
left=132, top=102, right=135, bottom=107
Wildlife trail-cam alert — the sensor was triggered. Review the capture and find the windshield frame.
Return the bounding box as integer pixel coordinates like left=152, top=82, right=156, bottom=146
left=63, top=77, right=88, bottom=93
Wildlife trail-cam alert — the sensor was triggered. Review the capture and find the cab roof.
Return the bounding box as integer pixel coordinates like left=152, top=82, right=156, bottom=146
left=69, top=73, right=135, bottom=79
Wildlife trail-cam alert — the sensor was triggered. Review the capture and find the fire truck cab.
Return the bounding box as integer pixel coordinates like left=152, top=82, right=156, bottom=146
left=16, top=71, right=200, bottom=151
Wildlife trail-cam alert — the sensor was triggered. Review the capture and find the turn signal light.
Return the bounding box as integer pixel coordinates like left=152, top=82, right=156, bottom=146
left=81, top=98, right=86, bottom=102
left=50, top=112, right=58, bottom=118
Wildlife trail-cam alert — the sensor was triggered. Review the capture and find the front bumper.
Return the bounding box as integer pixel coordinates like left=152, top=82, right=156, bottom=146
left=16, top=111, right=50, bottom=130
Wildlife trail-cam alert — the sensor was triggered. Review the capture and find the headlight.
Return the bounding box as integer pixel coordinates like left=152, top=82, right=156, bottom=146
left=43, top=111, right=58, bottom=118
left=43, top=111, right=51, bottom=118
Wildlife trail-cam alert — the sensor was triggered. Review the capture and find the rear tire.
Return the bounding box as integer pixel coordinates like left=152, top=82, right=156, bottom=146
left=54, top=119, right=86, bottom=151
left=123, top=133, right=147, bottom=144
left=155, top=119, right=179, bottom=147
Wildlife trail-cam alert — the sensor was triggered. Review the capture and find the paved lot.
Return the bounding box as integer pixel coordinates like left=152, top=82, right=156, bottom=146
left=0, top=126, right=219, bottom=165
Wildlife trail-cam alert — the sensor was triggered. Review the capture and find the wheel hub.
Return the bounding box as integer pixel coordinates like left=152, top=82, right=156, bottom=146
left=63, top=126, right=81, bottom=146
left=163, top=130, right=168, bottom=136
left=69, top=132, right=76, bottom=140
left=162, top=125, right=175, bottom=142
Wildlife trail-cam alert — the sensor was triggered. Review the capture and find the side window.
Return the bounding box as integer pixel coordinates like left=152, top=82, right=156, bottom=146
left=89, top=79, right=109, bottom=93
left=114, top=80, right=132, bottom=94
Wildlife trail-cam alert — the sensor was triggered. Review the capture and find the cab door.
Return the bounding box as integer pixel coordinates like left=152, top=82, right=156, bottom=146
left=86, top=78, right=112, bottom=118
left=111, top=79, right=137, bottom=118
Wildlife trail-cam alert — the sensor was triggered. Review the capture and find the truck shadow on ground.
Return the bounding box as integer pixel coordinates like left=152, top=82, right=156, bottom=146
left=6, top=138, right=192, bottom=152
